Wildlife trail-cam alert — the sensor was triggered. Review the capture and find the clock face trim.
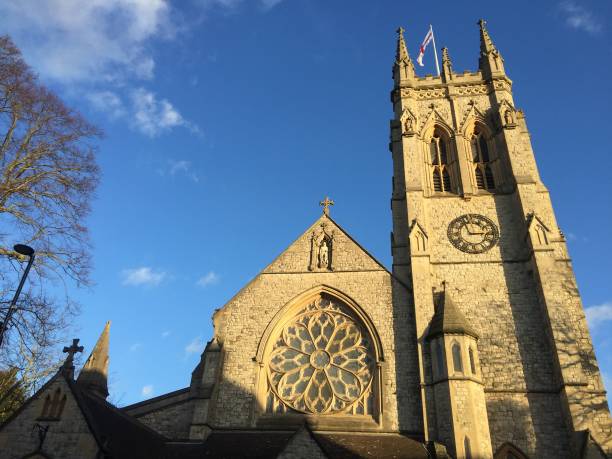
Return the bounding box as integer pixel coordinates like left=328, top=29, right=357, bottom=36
left=447, top=214, right=499, bottom=254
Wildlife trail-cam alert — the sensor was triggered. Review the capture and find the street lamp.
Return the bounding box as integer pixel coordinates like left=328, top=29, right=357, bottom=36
left=0, top=244, right=35, bottom=347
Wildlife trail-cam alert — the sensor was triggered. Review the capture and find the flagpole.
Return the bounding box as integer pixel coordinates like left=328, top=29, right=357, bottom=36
left=430, top=25, right=440, bottom=76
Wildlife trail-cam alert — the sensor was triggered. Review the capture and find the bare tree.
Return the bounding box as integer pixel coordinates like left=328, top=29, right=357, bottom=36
left=0, top=35, right=101, bottom=400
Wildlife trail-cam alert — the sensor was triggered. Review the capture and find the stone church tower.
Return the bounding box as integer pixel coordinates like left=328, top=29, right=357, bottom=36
left=390, top=20, right=612, bottom=458
left=0, top=21, right=610, bottom=459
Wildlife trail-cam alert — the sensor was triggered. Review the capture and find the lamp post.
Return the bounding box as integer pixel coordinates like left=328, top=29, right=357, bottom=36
left=0, top=244, right=35, bottom=347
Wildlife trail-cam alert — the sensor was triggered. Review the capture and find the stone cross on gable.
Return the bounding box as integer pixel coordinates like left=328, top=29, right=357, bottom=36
left=319, top=196, right=334, bottom=216
left=62, top=338, right=84, bottom=370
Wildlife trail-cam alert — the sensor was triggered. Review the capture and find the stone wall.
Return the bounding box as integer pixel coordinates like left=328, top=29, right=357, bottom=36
left=0, top=377, right=99, bottom=459
left=205, top=215, right=422, bottom=434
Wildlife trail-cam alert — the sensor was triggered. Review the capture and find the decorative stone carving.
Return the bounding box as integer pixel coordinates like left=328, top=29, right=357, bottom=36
left=401, top=107, right=417, bottom=136
left=309, top=224, right=335, bottom=271
left=499, top=100, right=517, bottom=129
left=459, top=100, right=488, bottom=136
left=408, top=219, right=429, bottom=255
left=418, top=103, right=453, bottom=137
left=265, top=295, right=375, bottom=415
left=526, top=212, right=551, bottom=249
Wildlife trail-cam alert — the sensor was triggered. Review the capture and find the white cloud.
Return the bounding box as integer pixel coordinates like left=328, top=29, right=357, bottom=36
left=166, top=160, right=200, bottom=183
left=185, top=336, right=205, bottom=355
left=131, top=88, right=186, bottom=137
left=197, top=271, right=220, bottom=287
left=130, top=343, right=142, bottom=352
left=141, top=384, right=154, bottom=397
left=585, top=302, right=612, bottom=329
left=559, top=2, right=602, bottom=35
left=0, top=0, right=171, bottom=83
left=161, top=330, right=171, bottom=338
left=87, top=91, right=126, bottom=119
left=122, top=267, right=166, bottom=287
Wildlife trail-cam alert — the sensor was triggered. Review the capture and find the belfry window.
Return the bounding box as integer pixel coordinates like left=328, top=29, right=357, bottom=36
left=470, top=128, right=495, bottom=191
left=264, top=294, right=378, bottom=417
left=429, top=130, right=454, bottom=193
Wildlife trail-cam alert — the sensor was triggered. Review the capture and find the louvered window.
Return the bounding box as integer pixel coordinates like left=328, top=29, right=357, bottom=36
left=430, top=130, right=454, bottom=193
left=471, top=130, right=495, bottom=191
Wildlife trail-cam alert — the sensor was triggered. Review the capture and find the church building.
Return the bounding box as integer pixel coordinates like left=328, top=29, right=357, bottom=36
left=1, top=21, right=610, bottom=459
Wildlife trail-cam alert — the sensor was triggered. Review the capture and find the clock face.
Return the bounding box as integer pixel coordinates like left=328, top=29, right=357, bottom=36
left=447, top=214, right=499, bottom=254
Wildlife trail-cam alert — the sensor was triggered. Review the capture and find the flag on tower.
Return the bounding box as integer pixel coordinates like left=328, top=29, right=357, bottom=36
left=416, top=25, right=440, bottom=76
left=416, top=26, right=434, bottom=67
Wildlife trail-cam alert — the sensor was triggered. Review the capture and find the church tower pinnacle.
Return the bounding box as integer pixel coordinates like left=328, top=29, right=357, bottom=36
left=393, top=26, right=415, bottom=83
left=478, top=19, right=505, bottom=77
left=77, top=321, right=110, bottom=399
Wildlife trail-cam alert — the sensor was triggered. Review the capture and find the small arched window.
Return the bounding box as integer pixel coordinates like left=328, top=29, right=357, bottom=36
left=469, top=347, right=476, bottom=374
left=432, top=340, right=444, bottom=376
left=39, top=387, right=66, bottom=420
left=452, top=342, right=463, bottom=373
left=470, top=128, right=495, bottom=191
left=464, top=436, right=472, bottom=459
left=429, top=129, right=454, bottom=193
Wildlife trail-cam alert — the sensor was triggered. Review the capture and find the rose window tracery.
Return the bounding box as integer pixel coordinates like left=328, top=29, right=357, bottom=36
left=265, top=295, right=376, bottom=415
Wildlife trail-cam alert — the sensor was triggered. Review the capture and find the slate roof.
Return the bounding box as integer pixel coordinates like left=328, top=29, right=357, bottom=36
left=426, top=289, right=479, bottom=340
left=312, top=432, right=431, bottom=459
left=164, top=429, right=433, bottom=459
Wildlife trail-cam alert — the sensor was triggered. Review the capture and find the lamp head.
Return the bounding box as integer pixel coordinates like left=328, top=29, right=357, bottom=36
left=13, top=244, right=34, bottom=257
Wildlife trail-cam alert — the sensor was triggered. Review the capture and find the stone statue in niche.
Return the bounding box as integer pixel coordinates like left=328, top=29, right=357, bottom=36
left=318, top=239, right=329, bottom=269
left=309, top=224, right=334, bottom=271
left=404, top=117, right=413, bottom=132
left=504, top=110, right=514, bottom=125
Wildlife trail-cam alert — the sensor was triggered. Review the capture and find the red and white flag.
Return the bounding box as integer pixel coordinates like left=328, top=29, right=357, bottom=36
left=417, top=26, right=434, bottom=67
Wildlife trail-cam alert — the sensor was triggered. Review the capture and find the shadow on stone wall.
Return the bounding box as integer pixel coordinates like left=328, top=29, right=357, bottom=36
left=491, top=192, right=571, bottom=458
left=390, top=276, right=424, bottom=438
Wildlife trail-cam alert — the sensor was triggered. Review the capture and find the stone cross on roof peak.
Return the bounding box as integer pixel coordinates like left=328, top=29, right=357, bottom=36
left=62, top=338, right=84, bottom=372
left=319, top=196, right=334, bottom=216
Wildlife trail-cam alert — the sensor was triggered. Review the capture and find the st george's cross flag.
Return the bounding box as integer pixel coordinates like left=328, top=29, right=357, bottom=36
left=416, top=26, right=434, bottom=67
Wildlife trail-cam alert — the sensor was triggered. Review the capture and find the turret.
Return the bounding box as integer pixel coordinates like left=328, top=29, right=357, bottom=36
left=425, top=285, right=493, bottom=459
left=77, top=321, right=110, bottom=399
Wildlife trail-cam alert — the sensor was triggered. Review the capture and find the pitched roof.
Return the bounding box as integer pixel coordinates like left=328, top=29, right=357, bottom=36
left=164, top=431, right=295, bottom=458
left=426, top=289, right=479, bottom=340
left=312, top=432, right=430, bottom=459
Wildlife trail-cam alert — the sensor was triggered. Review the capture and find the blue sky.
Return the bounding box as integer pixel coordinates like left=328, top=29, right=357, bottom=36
left=1, top=0, right=610, bottom=405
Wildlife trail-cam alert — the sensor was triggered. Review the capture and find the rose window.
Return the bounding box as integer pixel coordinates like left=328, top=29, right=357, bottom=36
left=265, top=295, right=376, bottom=415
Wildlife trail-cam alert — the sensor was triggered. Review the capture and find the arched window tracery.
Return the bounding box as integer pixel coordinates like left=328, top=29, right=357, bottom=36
left=264, top=294, right=378, bottom=417
left=429, top=128, right=455, bottom=193
left=470, top=126, right=495, bottom=191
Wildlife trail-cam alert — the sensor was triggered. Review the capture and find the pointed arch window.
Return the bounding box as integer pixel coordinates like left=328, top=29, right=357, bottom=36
left=452, top=342, right=463, bottom=373
left=263, top=294, right=378, bottom=417
left=429, top=129, right=455, bottom=193
left=464, top=436, right=473, bottom=459
left=469, top=346, right=477, bottom=375
left=39, top=387, right=66, bottom=420
left=470, top=127, right=495, bottom=191
left=432, top=339, right=444, bottom=377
